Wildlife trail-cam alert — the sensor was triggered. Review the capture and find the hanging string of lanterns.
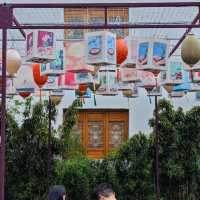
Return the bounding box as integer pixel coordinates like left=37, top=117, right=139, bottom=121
left=4, top=30, right=200, bottom=106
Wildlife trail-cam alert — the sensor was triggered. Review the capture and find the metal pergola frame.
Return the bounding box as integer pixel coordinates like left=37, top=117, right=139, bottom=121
left=1, top=2, right=200, bottom=200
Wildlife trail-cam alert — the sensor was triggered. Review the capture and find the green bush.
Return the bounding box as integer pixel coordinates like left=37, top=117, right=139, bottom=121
left=115, top=133, right=154, bottom=200
left=55, top=157, right=97, bottom=200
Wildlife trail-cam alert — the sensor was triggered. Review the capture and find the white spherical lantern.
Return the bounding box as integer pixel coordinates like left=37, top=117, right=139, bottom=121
left=181, top=34, right=200, bottom=66
left=6, top=49, right=21, bottom=77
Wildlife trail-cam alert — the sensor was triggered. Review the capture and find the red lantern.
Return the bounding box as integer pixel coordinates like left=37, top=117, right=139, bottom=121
left=32, top=63, right=48, bottom=88
left=19, top=92, right=31, bottom=98
left=116, top=38, right=128, bottom=65
left=79, top=84, right=88, bottom=95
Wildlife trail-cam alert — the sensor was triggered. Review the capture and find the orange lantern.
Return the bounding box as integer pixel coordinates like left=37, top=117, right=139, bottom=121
left=79, top=84, right=88, bottom=96
left=19, top=92, right=31, bottom=98
left=32, top=63, right=48, bottom=88
left=116, top=38, right=128, bottom=65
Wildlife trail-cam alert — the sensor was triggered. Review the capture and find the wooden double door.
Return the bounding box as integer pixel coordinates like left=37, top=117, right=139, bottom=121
left=73, top=109, right=129, bottom=159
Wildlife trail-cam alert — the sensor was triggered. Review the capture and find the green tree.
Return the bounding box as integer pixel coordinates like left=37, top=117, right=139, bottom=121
left=6, top=98, right=61, bottom=200
left=149, top=99, right=200, bottom=200
left=115, top=133, right=154, bottom=200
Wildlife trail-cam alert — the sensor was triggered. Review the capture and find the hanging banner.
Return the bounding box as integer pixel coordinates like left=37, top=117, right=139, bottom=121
left=26, top=30, right=56, bottom=63
left=85, top=31, right=116, bottom=65
left=40, top=49, right=64, bottom=76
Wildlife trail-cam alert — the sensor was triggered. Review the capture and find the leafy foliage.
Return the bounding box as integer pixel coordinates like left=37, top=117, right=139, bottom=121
left=5, top=97, right=200, bottom=200
left=6, top=98, right=61, bottom=200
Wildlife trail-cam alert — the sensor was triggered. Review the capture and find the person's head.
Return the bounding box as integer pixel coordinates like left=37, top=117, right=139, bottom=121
left=48, top=185, right=66, bottom=200
left=94, top=183, right=116, bottom=200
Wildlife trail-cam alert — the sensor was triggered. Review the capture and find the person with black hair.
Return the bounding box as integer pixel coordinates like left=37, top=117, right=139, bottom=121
left=48, top=185, right=67, bottom=200
left=94, top=183, right=117, bottom=200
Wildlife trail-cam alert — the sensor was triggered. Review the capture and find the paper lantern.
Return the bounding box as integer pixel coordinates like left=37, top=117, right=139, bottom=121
left=137, top=71, right=157, bottom=92
left=97, top=67, right=118, bottom=96
left=181, top=33, right=200, bottom=66
left=121, top=36, right=138, bottom=68
left=116, top=38, right=128, bottom=65
left=79, top=84, right=88, bottom=96
left=26, top=30, right=56, bottom=63
left=17, top=79, right=34, bottom=99
left=40, top=49, right=64, bottom=76
left=6, top=49, right=21, bottom=77
left=16, top=79, right=35, bottom=94
left=64, top=41, right=94, bottom=73
left=161, top=61, right=184, bottom=86
left=50, top=90, right=64, bottom=105
left=33, top=63, right=48, bottom=88
left=85, top=31, right=116, bottom=65
left=75, top=88, right=92, bottom=99
left=120, top=67, right=141, bottom=83
left=173, top=71, right=190, bottom=92
left=42, top=76, right=58, bottom=91
left=161, top=61, right=184, bottom=94
left=192, top=71, right=200, bottom=83
left=76, top=72, right=99, bottom=85
left=58, top=72, right=77, bottom=90
left=19, top=92, right=31, bottom=98
left=137, top=38, right=169, bottom=76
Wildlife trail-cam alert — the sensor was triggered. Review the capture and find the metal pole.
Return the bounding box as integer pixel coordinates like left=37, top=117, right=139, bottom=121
left=10, top=23, right=200, bottom=30
left=168, top=14, right=199, bottom=57
left=7, top=2, right=200, bottom=9
left=47, top=95, right=52, bottom=188
left=12, top=16, right=26, bottom=39
left=0, top=28, right=7, bottom=200
left=155, top=77, right=160, bottom=200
